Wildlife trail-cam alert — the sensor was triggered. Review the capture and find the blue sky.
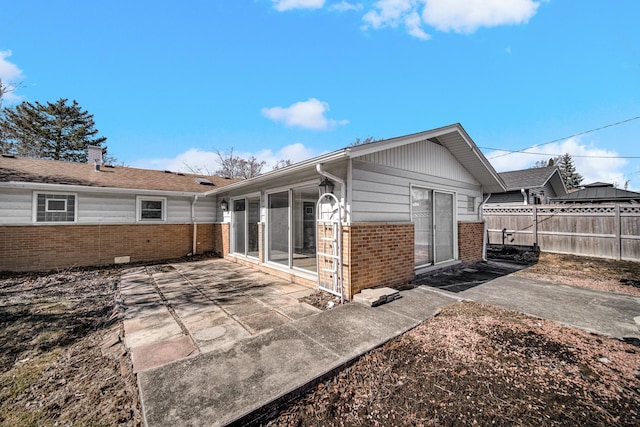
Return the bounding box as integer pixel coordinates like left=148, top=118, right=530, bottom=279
left=2, top=1, right=639, bottom=189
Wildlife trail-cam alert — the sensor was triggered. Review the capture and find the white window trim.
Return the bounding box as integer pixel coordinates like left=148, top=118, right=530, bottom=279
left=32, top=191, right=78, bottom=223
left=136, top=196, right=167, bottom=222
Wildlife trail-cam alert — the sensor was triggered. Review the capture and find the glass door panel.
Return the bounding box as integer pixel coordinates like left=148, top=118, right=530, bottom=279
left=268, top=191, right=289, bottom=267
left=292, top=186, right=317, bottom=272
left=247, top=197, right=260, bottom=258
left=411, top=187, right=433, bottom=267
left=434, top=191, right=454, bottom=263
left=232, top=199, right=246, bottom=255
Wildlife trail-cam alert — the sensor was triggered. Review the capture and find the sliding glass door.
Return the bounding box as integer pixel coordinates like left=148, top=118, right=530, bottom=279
left=411, top=187, right=455, bottom=267
left=231, top=196, right=260, bottom=258
left=266, top=186, right=318, bottom=273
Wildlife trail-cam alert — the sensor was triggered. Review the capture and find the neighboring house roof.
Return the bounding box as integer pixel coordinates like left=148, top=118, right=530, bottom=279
left=498, top=166, right=564, bottom=192
left=550, top=183, right=640, bottom=203
left=205, top=123, right=506, bottom=195
left=0, top=154, right=238, bottom=194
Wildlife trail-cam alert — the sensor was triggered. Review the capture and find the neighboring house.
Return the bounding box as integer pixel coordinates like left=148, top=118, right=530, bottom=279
left=0, top=146, right=237, bottom=272
left=0, top=124, right=506, bottom=300
left=204, top=123, right=505, bottom=300
left=485, top=166, right=566, bottom=206
left=550, top=182, right=640, bottom=204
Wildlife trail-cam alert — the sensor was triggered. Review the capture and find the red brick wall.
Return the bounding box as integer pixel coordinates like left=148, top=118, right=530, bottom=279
left=344, top=222, right=414, bottom=300
left=458, top=221, right=485, bottom=263
left=0, top=223, right=216, bottom=272
left=212, top=222, right=230, bottom=257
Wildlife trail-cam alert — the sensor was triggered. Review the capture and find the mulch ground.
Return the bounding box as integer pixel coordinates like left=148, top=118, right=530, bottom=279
left=266, top=301, right=640, bottom=426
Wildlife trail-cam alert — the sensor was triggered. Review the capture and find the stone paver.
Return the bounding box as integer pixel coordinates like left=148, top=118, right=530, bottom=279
left=120, top=258, right=321, bottom=374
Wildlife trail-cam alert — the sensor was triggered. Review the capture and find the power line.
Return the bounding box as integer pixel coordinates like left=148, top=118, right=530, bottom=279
left=488, top=114, right=640, bottom=160
left=480, top=147, right=640, bottom=159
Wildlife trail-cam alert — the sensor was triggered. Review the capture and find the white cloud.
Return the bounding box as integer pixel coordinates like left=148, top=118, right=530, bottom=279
left=487, top=137, right=628, bottom=187
left=329, top=1, right=363, bottom=12
left=361, top=0, right=539, bottom=39
left=362, top=0, right=431, bottom=39
left=261, top=98, right=349, bottom=130
left=132, top=144, right=325, bottom=174
left=422, top=0, right=540, bottom=34
left=0, top=50, right=25, bottom=104
left=272, top=0, right=325, bottom=12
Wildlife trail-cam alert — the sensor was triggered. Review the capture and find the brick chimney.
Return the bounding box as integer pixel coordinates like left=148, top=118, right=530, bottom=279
left=87, top=145, right=103, bottom=171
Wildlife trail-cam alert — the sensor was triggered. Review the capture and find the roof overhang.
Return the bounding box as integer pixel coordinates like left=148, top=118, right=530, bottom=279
left=203, top=149, right=348, bottom=196
left=0, top=181, right=208, bottom=197
left=205, top=123, right=506, bottom=196
left=348, top=123, right=506, bottom=193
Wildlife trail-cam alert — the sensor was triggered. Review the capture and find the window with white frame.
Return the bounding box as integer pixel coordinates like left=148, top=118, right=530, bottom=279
left=137, top=196, right=166, bottom=221
left=34, top=193, right=76, bottom=222
left=467, top=195, right=476, bottom=213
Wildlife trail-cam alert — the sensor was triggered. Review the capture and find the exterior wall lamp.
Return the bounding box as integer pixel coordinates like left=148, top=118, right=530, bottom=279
left=319, top=177, right=335, bottom=196
left=220, top=199, right=229, bottom=212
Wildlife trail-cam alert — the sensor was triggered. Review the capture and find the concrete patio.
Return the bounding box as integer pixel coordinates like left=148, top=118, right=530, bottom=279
left=120, top=258, right=640, bottom=427
left=120, top=259, right=321, bottom=373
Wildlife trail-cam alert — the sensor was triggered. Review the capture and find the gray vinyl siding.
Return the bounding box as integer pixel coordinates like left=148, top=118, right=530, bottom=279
left=351, top=160, right=483, bottom=223
left=358, top=139, right=478, bottom=185
left=0, top=189, right=216, bottom=225
left=0, top=189, right=33, bottom=224
left=78, top=193, right=136, bottom=223
left=541, top=181, right=557, bottom=202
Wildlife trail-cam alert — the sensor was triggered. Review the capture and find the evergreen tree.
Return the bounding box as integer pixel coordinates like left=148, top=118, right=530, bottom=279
left=0, top=98, right=107, bottom=162
left=557, top=153, right=584, bottom=190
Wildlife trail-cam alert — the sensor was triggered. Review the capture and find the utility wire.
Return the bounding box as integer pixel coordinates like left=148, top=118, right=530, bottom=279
left=487, top=114, right=640, bottom=160
left=479, top=147, right=640, bottom=159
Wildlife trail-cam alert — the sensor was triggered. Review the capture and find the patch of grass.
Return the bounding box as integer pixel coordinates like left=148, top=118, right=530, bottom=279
left=0, top=351, right=60, bottom=426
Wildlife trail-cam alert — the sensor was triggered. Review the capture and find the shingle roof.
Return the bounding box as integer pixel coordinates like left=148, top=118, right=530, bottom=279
left=0, top=155, right=239, bottom=193
left=551, top=185, right=640, bottom=203
left=498, top=166, right=558, bottom=190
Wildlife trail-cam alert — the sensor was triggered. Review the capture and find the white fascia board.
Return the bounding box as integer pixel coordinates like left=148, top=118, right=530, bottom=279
left=203, top=149, right=348, bottom=196
left=455, top=126, right=507, bottom=193
left=0, top=181, right=208, bottom=197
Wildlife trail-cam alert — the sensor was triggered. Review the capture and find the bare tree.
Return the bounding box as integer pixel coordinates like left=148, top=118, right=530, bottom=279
left=349, top=136, right=378, bottom=147
left=272, top=159, right=292, bottom=170
left=532, top=157, right=559, bottom=168
left=184, top=148, right=266, bottom=178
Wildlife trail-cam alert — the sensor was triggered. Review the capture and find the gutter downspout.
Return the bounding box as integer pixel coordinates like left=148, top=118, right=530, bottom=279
left=478, top=193, right=492, bottom=261
left=521, top=188, right=528, bottom=205
left=191, top=195, right=198, bottom=256
left=316, top=164, right=346, bottom=221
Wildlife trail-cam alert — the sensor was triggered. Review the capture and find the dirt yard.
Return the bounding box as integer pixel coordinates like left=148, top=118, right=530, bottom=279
left=1, top=253, right=639, bottom=426
left=0, top=269, right=141, bottom=426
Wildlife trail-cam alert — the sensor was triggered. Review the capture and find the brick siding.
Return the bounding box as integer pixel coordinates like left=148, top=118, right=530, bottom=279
left=343, top=222, right=415, bottom=300
left=458, top=221, right=485, bottom=263
left=212, top=223, right=230, bottom=258
left=0, top=223, right=215, bottom=272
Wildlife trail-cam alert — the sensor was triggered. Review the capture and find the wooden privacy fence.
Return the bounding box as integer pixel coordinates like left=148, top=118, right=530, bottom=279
left=483, top=204, right=640, bottom=261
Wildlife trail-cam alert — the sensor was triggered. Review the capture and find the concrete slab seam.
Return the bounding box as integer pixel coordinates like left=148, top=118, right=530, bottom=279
left=146, top=266, right=191, bottom=338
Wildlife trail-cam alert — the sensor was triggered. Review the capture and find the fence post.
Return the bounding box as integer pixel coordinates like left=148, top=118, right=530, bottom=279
left=614, top=203, right=621, bottom=260
left=533, top=206, right=538, bottom=247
